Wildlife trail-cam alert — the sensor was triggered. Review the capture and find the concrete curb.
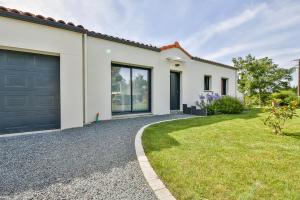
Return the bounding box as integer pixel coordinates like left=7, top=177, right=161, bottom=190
left=135, top=117, right=196, bottom=200
left=0, top=129, right=60, bottom=138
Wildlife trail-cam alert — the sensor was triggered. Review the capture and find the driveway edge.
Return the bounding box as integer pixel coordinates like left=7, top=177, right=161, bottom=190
left=135, top=117, right=195, bottom=200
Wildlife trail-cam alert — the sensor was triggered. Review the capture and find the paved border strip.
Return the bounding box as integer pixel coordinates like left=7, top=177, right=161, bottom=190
left=135, top=117, right=197, bottom=200
left=0, top=129, right=60, bottom=138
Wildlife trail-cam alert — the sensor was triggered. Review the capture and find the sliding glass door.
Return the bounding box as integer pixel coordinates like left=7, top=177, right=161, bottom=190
left=111, top=64, right=151, bottom=114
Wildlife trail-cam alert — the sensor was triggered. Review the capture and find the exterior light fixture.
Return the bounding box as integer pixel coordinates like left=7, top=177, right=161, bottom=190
left=166, top=56, right=186, bottom=63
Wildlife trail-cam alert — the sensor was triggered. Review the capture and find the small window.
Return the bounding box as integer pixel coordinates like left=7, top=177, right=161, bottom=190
left=204, top=75, right=211, bottom=91
left=221, top=78, right=228, bottom=95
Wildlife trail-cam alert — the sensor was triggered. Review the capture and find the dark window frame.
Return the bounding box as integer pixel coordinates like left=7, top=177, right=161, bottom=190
left=111, top=63, right=151, bottom=115
left=204, top=75, right=212, bottom=91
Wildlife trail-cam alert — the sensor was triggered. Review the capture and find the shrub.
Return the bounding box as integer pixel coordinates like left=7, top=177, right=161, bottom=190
left=263, top=100, right=298, bottom=135
left=272, top=90, right=299, bottom=106
left=213, top=96, right=244, bottom=114
left=196, top=92, right=220, bottom=115
left=196, top=93, right=244, bottom=115
left=207, top=103, right=217, bottom=115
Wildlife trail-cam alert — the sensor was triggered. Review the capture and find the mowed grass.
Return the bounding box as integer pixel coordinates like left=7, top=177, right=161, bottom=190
left=142, top=109, right=300, bottom=200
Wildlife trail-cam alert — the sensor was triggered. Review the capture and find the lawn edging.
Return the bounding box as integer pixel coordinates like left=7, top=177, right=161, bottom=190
left=135, top=116, right=196, bottom=200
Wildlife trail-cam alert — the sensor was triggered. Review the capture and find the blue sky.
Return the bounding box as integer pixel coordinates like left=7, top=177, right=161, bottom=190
left=0, top=0, right=299, bottom=85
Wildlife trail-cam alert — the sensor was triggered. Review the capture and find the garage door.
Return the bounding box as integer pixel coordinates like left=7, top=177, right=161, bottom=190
left=0, top=49, right=60, bottom=134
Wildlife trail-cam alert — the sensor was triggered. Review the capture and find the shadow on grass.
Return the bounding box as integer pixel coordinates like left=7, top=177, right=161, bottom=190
left=143, top=108, right=261, bottom=153
left=284, top=132, right=300, bottom=140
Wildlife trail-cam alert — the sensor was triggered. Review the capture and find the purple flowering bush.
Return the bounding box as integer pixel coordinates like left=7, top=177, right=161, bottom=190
left=196, top=92, right=220, bottom=115
left=196, top=92, right=244, bottom=115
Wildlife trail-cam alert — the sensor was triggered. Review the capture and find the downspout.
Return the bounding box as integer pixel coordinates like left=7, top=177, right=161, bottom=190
left=82, top=33, right=88, bottom=124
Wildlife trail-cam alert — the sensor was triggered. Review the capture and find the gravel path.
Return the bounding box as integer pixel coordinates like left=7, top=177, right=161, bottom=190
left=0, top=114, right=191, bottom=200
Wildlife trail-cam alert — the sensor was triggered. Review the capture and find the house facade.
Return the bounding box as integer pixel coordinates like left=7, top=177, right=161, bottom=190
left=0, top=6, right=238, bottom=134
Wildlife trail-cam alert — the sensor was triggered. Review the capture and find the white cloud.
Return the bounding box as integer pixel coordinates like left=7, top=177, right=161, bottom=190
left=190, top=0, right=300, bottom=76
left=0, top=0, right=147, bottom=42
left=183, top=3, right=267, bottom=49
left=202, top=33, right=295, bottom=60
left=257, top=48, right=300, bottom=60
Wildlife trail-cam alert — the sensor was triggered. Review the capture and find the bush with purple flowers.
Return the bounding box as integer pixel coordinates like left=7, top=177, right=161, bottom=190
left=196, top=92, right=244, bottom=115
left=196, top=92, right=220, bottom=115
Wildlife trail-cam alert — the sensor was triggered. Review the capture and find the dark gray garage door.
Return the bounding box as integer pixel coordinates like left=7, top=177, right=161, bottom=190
left=0, top=49, right=60, bottom=134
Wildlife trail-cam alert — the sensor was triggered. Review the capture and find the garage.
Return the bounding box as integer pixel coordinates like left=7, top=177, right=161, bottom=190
left=0, top=49, right=60, bottom=134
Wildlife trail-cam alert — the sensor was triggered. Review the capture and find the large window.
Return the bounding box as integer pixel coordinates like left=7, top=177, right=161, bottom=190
left=221, top=78, right=228, bottom=95
left=111, top=64, right=151, bottom=114
left=204, top=75, right=211, bottom=91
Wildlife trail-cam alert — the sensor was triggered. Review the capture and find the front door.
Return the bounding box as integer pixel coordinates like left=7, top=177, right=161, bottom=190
left=170, top=72, right=180, bottom=110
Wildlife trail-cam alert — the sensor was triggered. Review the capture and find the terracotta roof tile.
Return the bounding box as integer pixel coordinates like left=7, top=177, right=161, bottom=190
left=0, top=6, right=86, bottom=33
left=160, top=42, right=235, bottom=69
left=160, top=41, right=192, bottom=58
left=24, top=12, right=34, bottom=17
left=46, top=17, right=55, bottom=21
left=36, top=14, right=45, bottom=19
left=0, top=6, right=8, bottom=11
left=0, top=6, right=234, bottom=69
left=67, top=22, right=75, bottom=26
left=10, top=9, right=20, bottom=14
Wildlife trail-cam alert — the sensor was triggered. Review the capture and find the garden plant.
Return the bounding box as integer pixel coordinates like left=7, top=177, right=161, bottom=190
left=263, top=99, right=298, bottom=135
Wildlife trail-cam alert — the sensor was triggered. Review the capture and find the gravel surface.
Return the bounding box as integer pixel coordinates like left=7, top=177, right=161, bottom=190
left=0, top=114, right=191, bottom=200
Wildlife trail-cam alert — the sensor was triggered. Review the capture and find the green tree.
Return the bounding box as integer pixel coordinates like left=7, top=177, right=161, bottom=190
left=232, top=55, right=295, bottom=106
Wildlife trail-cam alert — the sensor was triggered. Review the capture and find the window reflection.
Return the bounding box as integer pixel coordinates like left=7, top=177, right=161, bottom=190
left=111, top=65, right=150, bottom=113
left=111, top=66, right=131, bottom=112
left=132, top=69, right=149, bottom=111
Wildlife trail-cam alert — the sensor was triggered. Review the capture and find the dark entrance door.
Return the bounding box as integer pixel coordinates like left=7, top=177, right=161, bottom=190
left=0, top=49, right=60, bottom=134
left=170, top=71, right=180, bottom=110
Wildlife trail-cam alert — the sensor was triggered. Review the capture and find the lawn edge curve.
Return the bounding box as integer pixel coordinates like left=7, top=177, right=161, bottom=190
left=135, top=116, right=196, bottom=200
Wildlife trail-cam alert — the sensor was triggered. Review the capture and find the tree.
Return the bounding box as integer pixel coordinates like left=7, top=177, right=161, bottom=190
left=232, top=55, right=295, bottom=106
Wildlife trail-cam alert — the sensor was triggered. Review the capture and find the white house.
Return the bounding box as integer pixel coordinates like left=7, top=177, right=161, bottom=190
left=0, top=6, right=238, bottom=134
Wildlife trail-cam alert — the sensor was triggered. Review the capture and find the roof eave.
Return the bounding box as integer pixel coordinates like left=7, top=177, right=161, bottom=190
left=0, top=11, right=86, bottom=33
left=192, top=57, right=236, bottom=70
left=87, top=32, right=160, bottom=52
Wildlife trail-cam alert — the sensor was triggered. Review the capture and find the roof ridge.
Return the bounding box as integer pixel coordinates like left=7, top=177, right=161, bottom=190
left=160, top=41, right=192, bottom=58
left=0, top=6, right=234, bottom=69
left=160, top=41, right=235, bottom=69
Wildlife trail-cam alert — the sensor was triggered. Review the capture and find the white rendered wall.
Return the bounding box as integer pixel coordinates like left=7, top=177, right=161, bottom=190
left=160, top=48, right=237, bottom=108
left=0, top=17, right=84, bottom=129
left=86, top=37, right=170, bottom=122
left=0, top=16, right=238, bottom=128
left=87, top=41, right=237, bottom=123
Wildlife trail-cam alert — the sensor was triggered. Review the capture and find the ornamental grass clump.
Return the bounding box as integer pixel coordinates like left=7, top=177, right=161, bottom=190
left=263, top=100, right=298, bottom=135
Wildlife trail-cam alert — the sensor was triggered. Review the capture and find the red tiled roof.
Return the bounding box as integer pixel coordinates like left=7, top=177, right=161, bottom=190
left=0, top=6, right=235, bottom=69
left=0, top=6, right=160, bottom=51
left=160, top=41, right=193, bottom=58
left=160, top=42, right=235, bottom=69
left=0, top=6, right=85, bottom=31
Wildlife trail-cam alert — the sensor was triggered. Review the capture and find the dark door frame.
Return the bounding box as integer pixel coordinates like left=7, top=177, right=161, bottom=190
left=170, top=71, right=181, bottom=110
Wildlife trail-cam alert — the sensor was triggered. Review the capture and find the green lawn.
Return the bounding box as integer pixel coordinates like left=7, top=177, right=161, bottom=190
left=142, top=109, right=300, bottom=200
